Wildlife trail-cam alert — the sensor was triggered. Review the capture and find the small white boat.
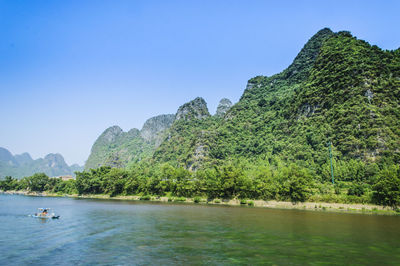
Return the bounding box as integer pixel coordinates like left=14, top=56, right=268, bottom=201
left=31, top=208, right=60, bottom=219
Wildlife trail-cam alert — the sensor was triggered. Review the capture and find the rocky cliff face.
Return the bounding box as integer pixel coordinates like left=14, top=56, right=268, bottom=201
left=215, top=98, right=232, bottom=117
left=101, top=126, right=124, bottom=143
left=0, top=147, right=82, bottom=178
left=44, top=153, right=69, bottom=169
left=140, top=114, right=175, bottom=143
left=175, top=97, right=210, bottom=121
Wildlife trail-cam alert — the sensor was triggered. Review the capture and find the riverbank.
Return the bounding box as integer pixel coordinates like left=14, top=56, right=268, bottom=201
left=2, top=190, right=398, bottom=215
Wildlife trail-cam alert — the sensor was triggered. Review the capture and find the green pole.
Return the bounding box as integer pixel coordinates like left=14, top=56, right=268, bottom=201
left=329, top=141, right=335, bottom=185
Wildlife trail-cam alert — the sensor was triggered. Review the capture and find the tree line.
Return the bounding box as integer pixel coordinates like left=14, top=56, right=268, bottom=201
left=1, top=157, right=399, bottom=209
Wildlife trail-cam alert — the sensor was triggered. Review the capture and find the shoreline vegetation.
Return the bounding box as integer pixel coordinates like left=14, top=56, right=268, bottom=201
left=2, top=190, right=398, bottom=216
left=1, top=163, right=400, bottom=216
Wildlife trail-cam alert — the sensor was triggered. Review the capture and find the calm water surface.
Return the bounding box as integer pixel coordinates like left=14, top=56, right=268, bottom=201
left=0, top=194, right=399, bottom=265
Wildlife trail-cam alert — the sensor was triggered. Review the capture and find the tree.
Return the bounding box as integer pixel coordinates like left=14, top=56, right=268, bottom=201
left=27, top=173, right=50, bottom=192
left=372, top=166, right=400, bottom=209
left=279, top=164, right=312, bottom=203
left=0, top=176, right=17, bottom=191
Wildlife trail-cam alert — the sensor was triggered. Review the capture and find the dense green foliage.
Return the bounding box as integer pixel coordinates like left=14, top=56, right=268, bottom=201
left=372, top=165, right=400, bottom=208
left=1, top=156, right=398, bottom=208
left=0, top=173, right=76, bottom=194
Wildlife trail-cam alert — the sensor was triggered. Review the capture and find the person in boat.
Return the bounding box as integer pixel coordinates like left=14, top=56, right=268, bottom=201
left=40, top=209, right=48, bottom=217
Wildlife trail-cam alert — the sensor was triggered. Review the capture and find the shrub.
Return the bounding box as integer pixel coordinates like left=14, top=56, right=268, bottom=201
left=247, top=201, right=254, bottom=206
left=279, top=164, right=312, bottom=203
left=174, top=197, right=186, bottom=202
left=372, top=165, right=400, bottom=209
left=193, top=197, right=201, bottom=203
left=347, top=183, right=365, bottom=197
left=240, top=199, right=247, bottom=205
left=140, top=195, right=151, bottom=200
left=214, top=199, right=221, bottom=204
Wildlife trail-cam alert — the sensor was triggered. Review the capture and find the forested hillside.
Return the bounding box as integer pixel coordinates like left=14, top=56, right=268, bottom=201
left=155, top=28, right=400, bottom=171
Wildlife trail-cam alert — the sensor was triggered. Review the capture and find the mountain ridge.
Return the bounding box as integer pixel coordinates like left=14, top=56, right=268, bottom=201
left=0, top=147, right=83, bottom=178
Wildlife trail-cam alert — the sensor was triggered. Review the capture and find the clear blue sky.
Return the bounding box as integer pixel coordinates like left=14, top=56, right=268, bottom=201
left=0, top=0, right=399, bottom=165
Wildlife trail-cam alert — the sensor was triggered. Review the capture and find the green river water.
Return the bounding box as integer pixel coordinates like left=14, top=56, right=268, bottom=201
left=0, top=194, right=399, bottom=265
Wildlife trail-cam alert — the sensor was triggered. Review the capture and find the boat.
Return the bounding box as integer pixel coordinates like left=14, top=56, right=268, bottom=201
left=31, top=208, right=60, bottom=219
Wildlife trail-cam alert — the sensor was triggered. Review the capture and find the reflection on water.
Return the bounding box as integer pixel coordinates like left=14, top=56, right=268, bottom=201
left=1, top=194, right=399, bottom=265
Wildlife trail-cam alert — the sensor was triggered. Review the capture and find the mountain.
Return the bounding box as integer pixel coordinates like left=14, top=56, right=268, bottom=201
left=0, top=147, right=17, bottom=166
left=85, top=96, right=233, bottom=170
left=14, top=153, right=33, bottom=165
left=175, top=97, right=210, bottom=121
left=215, top=98, right=233, bottom=117
left=84, top=114, right=175, bottom=170
left=152, top=28, right=400, bottom=172
left=85, top=28, right=399, bottom=178
left=140, top=114, right=176, bottom=145
left=0, top=148, right=83, bottom=178
left=153, top=97, right=218, bottom=170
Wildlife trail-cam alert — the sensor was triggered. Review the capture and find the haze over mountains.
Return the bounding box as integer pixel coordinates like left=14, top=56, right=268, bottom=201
left=0, top=147, right=83, bottom=178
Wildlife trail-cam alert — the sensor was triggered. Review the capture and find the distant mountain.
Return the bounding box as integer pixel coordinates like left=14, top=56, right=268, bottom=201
left=0, top=148, right=83, bottom=178
left=14, top=153, right=33, bottom=165
left=0, top=147, right=17, bottom=166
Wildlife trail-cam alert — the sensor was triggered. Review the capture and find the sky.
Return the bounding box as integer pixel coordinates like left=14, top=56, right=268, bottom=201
left=0, top=0, right=399, bottom=165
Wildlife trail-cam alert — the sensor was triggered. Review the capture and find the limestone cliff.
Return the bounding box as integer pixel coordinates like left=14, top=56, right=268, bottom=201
left=140, top=114, right=175, bottom=145
left=215, top=98, right=232, bottom=117
left=175, top=97, right=210, bottom=121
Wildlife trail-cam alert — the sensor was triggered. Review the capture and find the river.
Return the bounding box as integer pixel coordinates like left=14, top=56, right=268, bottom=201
left=0, top=194, right=399, bottom=265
